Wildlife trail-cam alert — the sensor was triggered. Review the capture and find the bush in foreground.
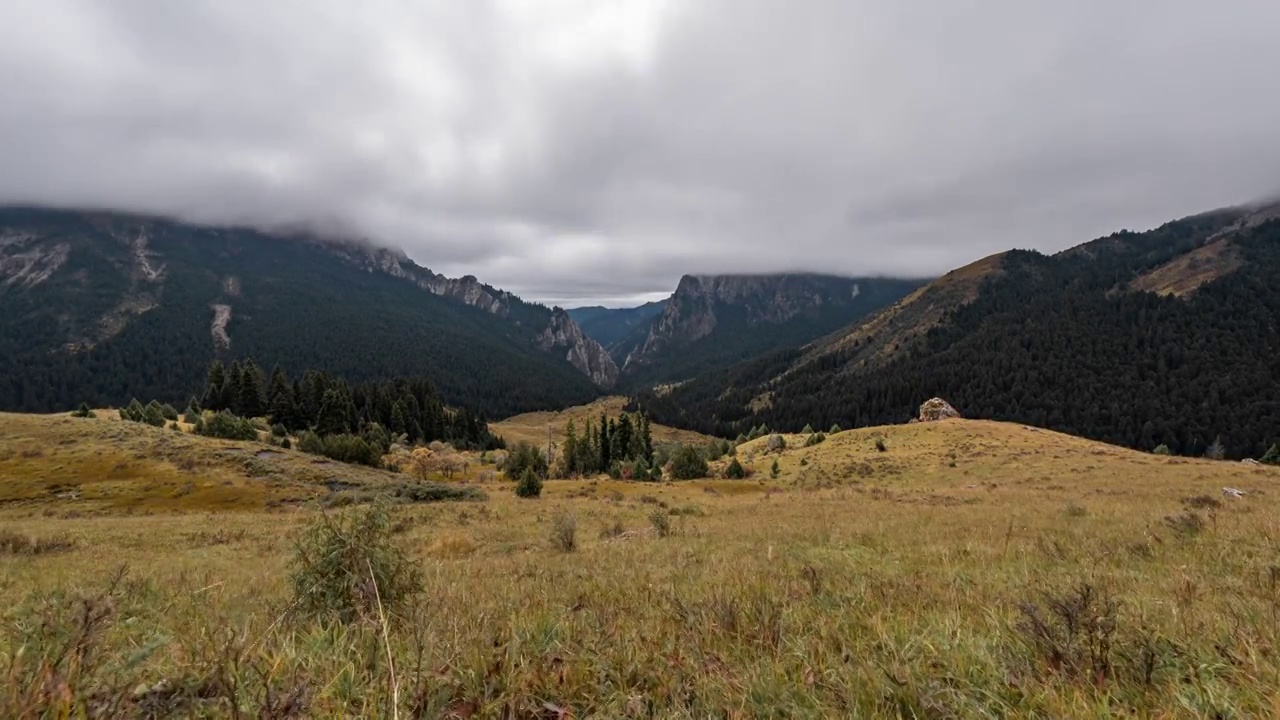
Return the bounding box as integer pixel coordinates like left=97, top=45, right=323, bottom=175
left=289, top=502, right=422, bottom=624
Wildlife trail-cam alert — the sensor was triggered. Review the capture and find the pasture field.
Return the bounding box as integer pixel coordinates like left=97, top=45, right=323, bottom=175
left=2, top=411, right=1279, bottom=717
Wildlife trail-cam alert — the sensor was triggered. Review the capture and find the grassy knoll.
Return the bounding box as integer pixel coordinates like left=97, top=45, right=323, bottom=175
left=2, top=413, right=1279, bottom=717
left=491, top=395, right=712, bottom=448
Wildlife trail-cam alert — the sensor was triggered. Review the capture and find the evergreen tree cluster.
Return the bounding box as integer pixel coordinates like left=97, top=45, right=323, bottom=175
left=198, top=358, right=502, bottom=451
left=557, top=411, right=656, bottom=480
left=644, top=213, right=1280, bottom=461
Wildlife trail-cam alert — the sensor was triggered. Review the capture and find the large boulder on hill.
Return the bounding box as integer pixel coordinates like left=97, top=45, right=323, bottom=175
left=918, top=398, right=960, bottom=422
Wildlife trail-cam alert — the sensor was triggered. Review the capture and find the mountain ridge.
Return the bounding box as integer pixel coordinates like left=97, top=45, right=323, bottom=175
left=0, top=206, right=609, bottom=416
left=639, top=201, right=1280, bottom=460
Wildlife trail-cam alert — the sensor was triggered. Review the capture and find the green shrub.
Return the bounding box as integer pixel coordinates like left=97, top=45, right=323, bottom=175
left=669, top=445, right=709, bottom=480
left=392, top=482, right=486, bottom=503
left=1152, top=443, right=1171, bottom=456
left=801, top=424, right=814, bottom=434
left=829, top=424, right=842, bottom=434
left=1259, top=443, right=1278, bottom=465
left=271, top=423, right=288, bottom=437
left=724, top=457, right=747, bottom=479
left=515, top=467, right=543, bottom=498
left=504, top=442, right=548, bottom=481
left=770, top=458, right=780, bottom=479
left=196, top=411, right=259, bottom=441
left=159, top=403, right=179, bottom=421
left=550, top=512, right=577, bottom=552
left=805, top=432, right=826, bottom=447
left=70, top=402, right=95, bottom=419
left=765, top=434, right=786, bottom=453
left=289, top=502, right=422, bottom=624
left=321, top=434, right=379, bottom=467
left=297, top=430, right=325, bottom=455
left=649, top=509, right=672, bottom=537
left=874, top=438, right=887, bottom=453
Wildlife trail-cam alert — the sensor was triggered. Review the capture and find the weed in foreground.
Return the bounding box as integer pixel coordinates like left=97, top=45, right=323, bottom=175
left=289, top=501, right=423, bottom=624
left=550, top=512, right=577, bottom=552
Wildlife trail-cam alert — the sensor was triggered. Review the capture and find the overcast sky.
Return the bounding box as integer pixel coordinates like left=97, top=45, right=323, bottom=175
left=3, top=1, right=1279, bottom=307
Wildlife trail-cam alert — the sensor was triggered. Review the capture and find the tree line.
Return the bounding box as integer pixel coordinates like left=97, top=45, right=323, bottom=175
left=198, top=358, right=502, bottom=451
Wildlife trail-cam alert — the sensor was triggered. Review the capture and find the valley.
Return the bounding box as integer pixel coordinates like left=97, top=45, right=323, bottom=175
left=3, top=199, right=1280, bottom=718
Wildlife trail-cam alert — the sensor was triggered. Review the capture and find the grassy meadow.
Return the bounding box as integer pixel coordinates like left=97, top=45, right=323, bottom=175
left=2, top=410, right=1280, bottom=717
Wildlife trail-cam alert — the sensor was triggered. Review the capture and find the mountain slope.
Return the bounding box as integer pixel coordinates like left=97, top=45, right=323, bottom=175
left=642, top=203, right=1280, bottom=459
left=613, top=274, right=926, bottom=388
left=0, top=207, right=609, bottom=416
left=567, top=300, right=667, bottom=350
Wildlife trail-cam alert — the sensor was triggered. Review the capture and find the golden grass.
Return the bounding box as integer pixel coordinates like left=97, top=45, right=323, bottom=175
left=3, top=414, right=1280, bottom=716
left=1129, top=236, right=1243, bottom=297
left=0, top=411, right=461, bottom=514
left=491, top=395, right=714, bottom=447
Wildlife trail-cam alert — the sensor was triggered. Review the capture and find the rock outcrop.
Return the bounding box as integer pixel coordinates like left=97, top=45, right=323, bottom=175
left=918, top=398, right=960, bottom=422
left=538, top=309, right=619, bottom=387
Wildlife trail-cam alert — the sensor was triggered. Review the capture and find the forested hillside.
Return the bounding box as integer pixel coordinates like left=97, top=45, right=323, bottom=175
left=0, top=207, right=601, bottom=417
left=640, top=205, right=1280, bottom=459
left=615, top=274, right=924, bottom=388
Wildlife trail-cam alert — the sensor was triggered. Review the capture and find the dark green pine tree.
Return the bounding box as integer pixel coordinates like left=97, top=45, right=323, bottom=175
left=315, top=387, right=352, bottom=436
left=598, top=413, right=612, bottom=471
left=639, top=413, right=653, bottom=460
left=390, top=400, right=409, bottom=437
left=563, top=419, right=580, bottom=476
left=202, top=360, right=228, bottom=411
left=238, top=360, right=267, bottom=419
left=267, top=366, right=300, bottom=428
left=225, top=360, right=245, bottom=415
left=614, top=414, right=633, bottom=463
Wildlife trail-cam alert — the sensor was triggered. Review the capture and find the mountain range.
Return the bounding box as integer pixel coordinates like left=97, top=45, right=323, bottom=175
left=0, top=207, right=615, bottom=417
left=639, top=202, right=1280, bottom=459
left=572, top=274, right=925, bottom=388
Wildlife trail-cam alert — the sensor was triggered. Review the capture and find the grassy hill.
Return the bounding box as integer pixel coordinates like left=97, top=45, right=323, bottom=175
left=490, top=395, right=715, bottom=448
left=2, top=411, right=1279, bottom=716
left=0, top=411, right=481, bottom=514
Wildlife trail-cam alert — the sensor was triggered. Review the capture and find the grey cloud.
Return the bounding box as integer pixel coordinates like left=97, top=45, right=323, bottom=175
left=2, top=0, right=1279, bottom=307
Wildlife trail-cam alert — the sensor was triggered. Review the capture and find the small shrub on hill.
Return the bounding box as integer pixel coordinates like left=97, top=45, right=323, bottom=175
left=770, top=458, right=780, bottom=479
left=765, top=434, right=786, bottom=453
left=669, top=445, right=709, bottom=480
left=724, top=457, right=747, bottom=479
left=829, top=423, right=842, bottom=434
left=805, top=432, right=826, bottom=447
left=801, top=424, right=814, bottom=434
left=1205, top=436, right=1225, bottom=460
left=1152, top=443, right=1171, bottom=456
left=289, top=502, right=422, bottom=624
left=515, top=467, right=543, bottom=498
left=195, top=411, right=259, bottom=441
left=70, top=402, right=95, bottom=419
left=321, top=434, right=379, bottom=467
left=875, top=438, right=888, bottom=453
